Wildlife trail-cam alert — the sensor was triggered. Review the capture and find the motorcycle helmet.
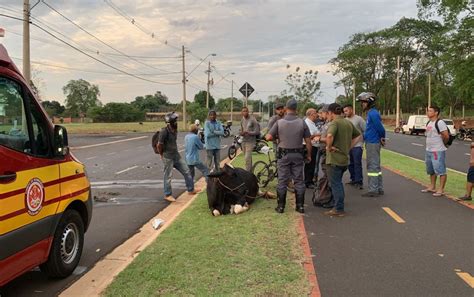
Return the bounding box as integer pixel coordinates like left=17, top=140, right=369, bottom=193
left=194, top=119, right=200, bottom=126
left=462, top=120, right=467, bottom=126
left=165, top=112, right=178, bottom=124
left=356, top=92, right=377, bottom=109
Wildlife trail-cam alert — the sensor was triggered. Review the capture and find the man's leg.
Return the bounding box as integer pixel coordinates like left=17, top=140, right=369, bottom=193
left=206, top=150, right=214, bottom=172
left=328, top=165, right=346, bottom=211
left=304, top=148, right=317, bottom=187
left=437, top=151, right=447, bottom=193
left=289, top=153, right=306, bottom=212
left=214, top=149, right=221, bottom=172
left=348, top=148, right=355, bottom=183
left=244, top=142, right=254, bottom=172
left=439, top=175, right=447, bottom=193
left=365, top=143, right=379, bottom=194
left=276, top=155, right=291, bottom=213
left=353, top=147, right=363, bottom=185
left=195, top=161, right=210, bottom=182
left=162, top=157, right=174, bottom=197
left=174, top=157, right=195, bottom=193
left=314, top=149, right=322, bottom=183
left=188, top=165, right=195, bottom=181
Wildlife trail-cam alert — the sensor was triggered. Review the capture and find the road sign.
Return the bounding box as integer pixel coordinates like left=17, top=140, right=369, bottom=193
left=239, top=82, right=254, bottom=98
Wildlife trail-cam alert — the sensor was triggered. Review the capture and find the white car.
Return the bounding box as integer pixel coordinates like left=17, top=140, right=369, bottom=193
left=443, top=119, right=456, bottom=135
left=402, top=115, right=429, bottom=135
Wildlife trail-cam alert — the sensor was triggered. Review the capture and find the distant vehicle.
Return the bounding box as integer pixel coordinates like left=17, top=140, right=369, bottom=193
left=402, top=115, right=429, bottom=135
left=443, top=119, right=456, bottom=136
left=223, top=121, right=232, bottom=138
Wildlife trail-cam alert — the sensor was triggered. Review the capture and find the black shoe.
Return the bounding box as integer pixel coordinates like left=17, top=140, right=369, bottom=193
left=275, top=206, right=285, bottom=213
left=378, top=190, right=385, bottom=195
left=321, top=202, right=334, bottom=209
left=346, top=181, right=355, bottom=185
left=306, top=184, right=315, bottom=189
left=276, top=191, right=286, bottom=214
left=295, top=205, right=305, bottom=213
left=457, top=195, right=472, bottom=201
left=362, top=191, right=379, bottom=197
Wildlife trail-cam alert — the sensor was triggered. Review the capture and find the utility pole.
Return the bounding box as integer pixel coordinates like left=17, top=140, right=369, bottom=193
left=206, top=61, right=211, bottom=109
left=181, top=45, right=187, bottom=128
left=396, top=56, right=400, bottom=129
left=428, top=72, right=431, bottom=108
left=230, top=80, right=234, bottom=122
left=23, top=0, right=31, bottom=84
left=352, top=77, right=356, bottom=112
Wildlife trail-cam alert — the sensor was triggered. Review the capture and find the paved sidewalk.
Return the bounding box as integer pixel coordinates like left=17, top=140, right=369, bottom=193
left=303, top=166, right=474, bottom=297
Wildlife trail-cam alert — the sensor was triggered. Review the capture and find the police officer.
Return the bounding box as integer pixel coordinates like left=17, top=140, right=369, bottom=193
left=267, top=102, right=285, bottom=156
left=266, top=99, right=312, bottom=213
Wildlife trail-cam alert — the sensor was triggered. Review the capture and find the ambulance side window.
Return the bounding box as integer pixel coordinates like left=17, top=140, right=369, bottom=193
left=0, top=77, right=31, bottom=153
left=27, top=96, right=50, bottom=156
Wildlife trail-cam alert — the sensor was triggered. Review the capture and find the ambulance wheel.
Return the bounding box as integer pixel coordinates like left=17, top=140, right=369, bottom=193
left=40, top=209, right=84, bottom=278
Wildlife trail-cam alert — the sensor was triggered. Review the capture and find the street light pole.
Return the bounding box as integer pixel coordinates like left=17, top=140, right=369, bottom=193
left=231, top=79, right=234, bottom=122
left=396, top=56, right=400, bottom=129
left=182, top=45, right=187, bottom=128
left=23, top=0, right=31, bottom=84
left=206, top=61, right=211, bottom=109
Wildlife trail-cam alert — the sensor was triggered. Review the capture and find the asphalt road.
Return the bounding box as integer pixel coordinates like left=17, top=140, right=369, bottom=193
left=304, top=164, right=474, bottom=297
left=2, top=132, right=233, bottom=297
left=384, top=131, right=471, bottom=172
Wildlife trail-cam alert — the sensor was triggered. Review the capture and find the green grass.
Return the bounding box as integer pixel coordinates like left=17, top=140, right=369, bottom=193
left=63, top=122, right=189, bottom=134
left=104, top=152, right=310, bottom=297
left=381, top=149, right=471, bottom=204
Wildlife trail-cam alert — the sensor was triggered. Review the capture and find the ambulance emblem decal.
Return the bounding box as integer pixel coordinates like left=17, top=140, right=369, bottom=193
left=25, top=178, right=45, bottom=216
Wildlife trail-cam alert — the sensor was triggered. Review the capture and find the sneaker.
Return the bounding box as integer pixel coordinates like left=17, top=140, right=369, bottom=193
left=164, top=195, right=176, bottom=202
left=324, top=209, right=345, bottom=217
left=457, top=195, right=472, bottom=201
left=361, top=191, right=379, bottom=197
left=378, top=189, right=385, bottom=195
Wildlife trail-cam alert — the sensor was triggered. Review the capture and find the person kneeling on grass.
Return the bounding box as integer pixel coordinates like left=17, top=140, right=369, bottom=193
left=458, top=142, right=474, bottom=201
left=185, top=124, right=209, bottom=183
left=157, top=112, right=200, bottom=202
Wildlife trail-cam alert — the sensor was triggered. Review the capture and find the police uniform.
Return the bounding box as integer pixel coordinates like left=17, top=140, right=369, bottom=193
left=267, top=103, right=285, bottom=157
left=268, top=99, right=311, bottom=213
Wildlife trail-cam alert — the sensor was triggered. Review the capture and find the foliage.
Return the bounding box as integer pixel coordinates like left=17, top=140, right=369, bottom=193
left=193, top=90, right=215, bottom=109
left=417, top=0, right=472, bottom=25
left=88, top=102, right=144, bottom=122
left=187, top=102, right=209, bottom=124
left=41, top=100, right=65, bottom=117
left=131, top=91, right=170, bottom=112
left=215, top=97, right=243, bottom=112
left=284, top=65, right=321, bottom=103
left=62, top=79, right=101, bottom=117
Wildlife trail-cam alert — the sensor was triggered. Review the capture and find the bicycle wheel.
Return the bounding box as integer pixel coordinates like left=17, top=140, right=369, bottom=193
left=228, top=145, right=237, bottom=160
left=254, top=140, right=268, bottom=154
left=252, top=161, right=271, bottom=188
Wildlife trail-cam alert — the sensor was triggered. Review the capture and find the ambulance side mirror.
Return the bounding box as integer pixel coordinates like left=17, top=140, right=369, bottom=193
left=53, top=125, right=69, bottom=157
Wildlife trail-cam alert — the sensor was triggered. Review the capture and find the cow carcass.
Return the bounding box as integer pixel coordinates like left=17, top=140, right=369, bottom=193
left=207, top=164, right=259, bottom=216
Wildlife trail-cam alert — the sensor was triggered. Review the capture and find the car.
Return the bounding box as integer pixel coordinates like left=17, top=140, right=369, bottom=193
left=442, top=119, right=456, bottom=136
left=0, top=44, right=92, bottom=286
left=402, top=115, right=429, bottom=135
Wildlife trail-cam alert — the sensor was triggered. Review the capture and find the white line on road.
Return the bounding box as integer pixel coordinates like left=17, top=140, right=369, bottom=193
left=71, top=136, right=148, bottom=150
left=86, top=156, right=97, bottom=160
left=466, top=153, right=471, bottom=156
left=411, top=143, right=424, bottom=147
left=115, top=165, right=139, bottom=175
left=106, top=152, right=116, bottom=156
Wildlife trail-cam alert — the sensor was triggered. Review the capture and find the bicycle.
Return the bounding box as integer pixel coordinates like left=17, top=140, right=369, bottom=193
left=252, top=146, right=278, bottom=188
left=228, top=135, right=268, bottom=160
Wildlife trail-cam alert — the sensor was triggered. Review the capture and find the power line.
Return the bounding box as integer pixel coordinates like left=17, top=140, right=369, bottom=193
left=30, top=21, right=181, bottom=85
left=41, top=1, right=179, bottom=74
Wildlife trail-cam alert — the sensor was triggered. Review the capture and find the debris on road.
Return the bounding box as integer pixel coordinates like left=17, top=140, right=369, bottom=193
left=152, top=218, right=164, bottom=230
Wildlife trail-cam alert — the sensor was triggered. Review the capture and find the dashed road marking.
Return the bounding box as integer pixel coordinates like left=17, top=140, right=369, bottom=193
left=115, top=165, right=138, bottom=175
left=86, top=156, right=97, bottom=160
left=456, top=271, right=474, bottom=288
left=106, top=152, right=116, bottom=156
left=411, top=143, right=424, bottom=147
left=382, top=207, right=406, bottom=223
left=466, top=153, right=471, bottom=156
left=71, top=136, right=148, bottom=149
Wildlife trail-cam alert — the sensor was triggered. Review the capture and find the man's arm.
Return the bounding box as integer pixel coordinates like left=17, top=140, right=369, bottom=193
left=247, top=118, right=261, bottom=136
left=195, top=135, right=204, bottom=150
left=265, top=120, right=278, bottom=141
left=213, top=122, right=225, bottom=136
left=304, top=137, right=312, bottom=162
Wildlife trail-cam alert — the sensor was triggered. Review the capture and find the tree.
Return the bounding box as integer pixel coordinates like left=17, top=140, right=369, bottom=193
left=193, top=90, right=215, bottom=108
left=62, top=79, right=101, bottom=117
left=131, top=91, right=170, bottom=112
left=215, top=97, right=243, bottom=112
left=187, top=102, right=208, bottom=124
left=417, top=0, right=472, bottom=25
left=41, top=100, right=65, bottom=117
left=88, top=103, right=144, bottom=122
left=284, top=65, right=321, bottom=103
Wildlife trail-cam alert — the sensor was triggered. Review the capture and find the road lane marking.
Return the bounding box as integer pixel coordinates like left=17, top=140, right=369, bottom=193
left=411, top=143, right=424, bottom=147
left=106, top=152, right=116, bottom=156
left=71, top=136, right=148, bottom=149
left=115, top=165, right=138, bottom=175
left=86, top=156, right=97, bottom=160
left=382, top=207, right=406, bottom=223
left=456, top=271, right=474, bottom=288
left=466, top=153, right=471, bottom=156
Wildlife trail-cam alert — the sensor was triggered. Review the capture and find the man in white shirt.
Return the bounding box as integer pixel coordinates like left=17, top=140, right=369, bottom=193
left=304, top=108, right=320, bottom=188
left=343, top=104, right=366, bottom=189
left=422, top=106, right=450, bottom=196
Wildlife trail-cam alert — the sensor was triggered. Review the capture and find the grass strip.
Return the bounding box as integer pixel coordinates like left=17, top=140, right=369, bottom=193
left=104, top=153, right=310, bottom=297
left=381, top=149, right=471, bottom=205
left=63, top=122, right=190, bottom=134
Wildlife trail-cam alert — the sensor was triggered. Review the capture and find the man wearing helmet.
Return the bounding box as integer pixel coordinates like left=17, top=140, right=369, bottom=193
left=157, top=112, right=200, bottom=202
left=356, top=92, right=386, bottom=197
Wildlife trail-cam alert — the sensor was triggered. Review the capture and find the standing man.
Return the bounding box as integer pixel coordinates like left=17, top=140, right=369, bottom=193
left=185, top=124, right=209, bottom=182
left=458, top=142, right=473, bottom=201
left=266, top=99, right=312, bottom=214
left=422, top=106, right=449, bottom=196
left=343, top=104, right=366, bottom=189
left=304, top=108, right=320, bottom=189
left=240, top=106, right=260, bottom=171
left=324, top=103, right=361, bottom=217
left=356, top=92, right=386, bottom=197
left=204, top=110, right=224, bottom=172
left=157, top=112, right=199, bottom=202
left=267, top=102, right=285, bottom=153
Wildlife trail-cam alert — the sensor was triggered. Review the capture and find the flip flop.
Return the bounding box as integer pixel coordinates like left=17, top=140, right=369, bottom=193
left=432, top=192, right=445, bottom=197
left=421, top=188, right=435, bottom=193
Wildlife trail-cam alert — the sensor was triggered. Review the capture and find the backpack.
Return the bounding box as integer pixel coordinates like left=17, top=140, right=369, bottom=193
left=427, top=119, right=455, bottom=147
left=312, top=175, right=333, bottom=207
left=151, top=127, right=167, bottom=154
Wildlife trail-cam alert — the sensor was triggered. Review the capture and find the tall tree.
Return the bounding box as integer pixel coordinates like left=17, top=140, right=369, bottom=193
left=193, top=90, right=215, bottom=108
left=62, top=79, right=101, bottom=117
left=41, top=100, right=65, bottom=117
left=131, top=91, right=170, bottom=112
left=284, top=65, right=321, bottom=103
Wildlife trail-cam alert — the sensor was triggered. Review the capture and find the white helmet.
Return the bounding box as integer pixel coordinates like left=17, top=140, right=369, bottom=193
left=462, top=120, right=467, bottom=126
left=194, top=119, right=200, bottom=126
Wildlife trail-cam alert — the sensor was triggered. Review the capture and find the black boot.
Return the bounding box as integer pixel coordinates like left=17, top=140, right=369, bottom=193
left=275, top=191, right=286, bottom=213
left=295, top=192, right=305, bottom=213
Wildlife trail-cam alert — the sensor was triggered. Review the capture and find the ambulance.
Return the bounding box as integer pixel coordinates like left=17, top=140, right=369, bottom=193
left=0, top=44, right=92, bottom=285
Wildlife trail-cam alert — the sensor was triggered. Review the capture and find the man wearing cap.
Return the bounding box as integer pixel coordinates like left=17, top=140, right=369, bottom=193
left=304, top=108, right=321, bottom=188
left=267, top=102, right=285, bottom=155
left=240, top=106, right=260, bottom=171
left=204, top=110, right=224, bottom=172
left=266, top=99, right=312, bottom=214
left=322, top=103, right=361, bottom=216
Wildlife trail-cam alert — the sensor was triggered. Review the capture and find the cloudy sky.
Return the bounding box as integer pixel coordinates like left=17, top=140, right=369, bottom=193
left=0, top=0, right=419, bottom=105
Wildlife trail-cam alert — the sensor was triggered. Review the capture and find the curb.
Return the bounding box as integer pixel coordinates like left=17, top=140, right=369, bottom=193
left=298, top=216, right=321, bottom=297
left=60, top=156, right=233, bottom=297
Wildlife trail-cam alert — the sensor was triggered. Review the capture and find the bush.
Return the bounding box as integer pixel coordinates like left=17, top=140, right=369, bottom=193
left=88, top=103, right=144, bottom=122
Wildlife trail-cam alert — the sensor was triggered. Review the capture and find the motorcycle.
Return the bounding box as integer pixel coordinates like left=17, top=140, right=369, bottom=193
left=227, top=135, right=268, bottom=160
left=198, top=127, right=205, bottom=143
left=456, top=127, right=473, bottom=141
left=223, top=121, right=232, bottom=138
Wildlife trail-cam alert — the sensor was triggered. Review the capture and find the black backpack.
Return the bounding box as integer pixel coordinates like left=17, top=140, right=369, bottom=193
left=151, top=127, right=168, bottom=154
left=428, top=119, right=455, bottom=147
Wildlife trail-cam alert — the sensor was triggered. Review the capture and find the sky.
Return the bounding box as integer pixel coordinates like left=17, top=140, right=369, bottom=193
left=0, top=0, right=419, bottom=105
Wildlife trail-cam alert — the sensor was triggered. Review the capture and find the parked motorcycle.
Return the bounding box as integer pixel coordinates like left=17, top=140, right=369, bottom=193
left=223, top=121, right=232, bottom=138
left=198, top=127, right=205, bottom=143
left=456, top=127, right=473, bottom=141
left=227, top=135, right=268, bottom=160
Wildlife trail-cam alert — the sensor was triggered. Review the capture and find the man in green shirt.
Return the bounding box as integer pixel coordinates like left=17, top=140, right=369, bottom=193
left=324, top=103, right=361, bottom=216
